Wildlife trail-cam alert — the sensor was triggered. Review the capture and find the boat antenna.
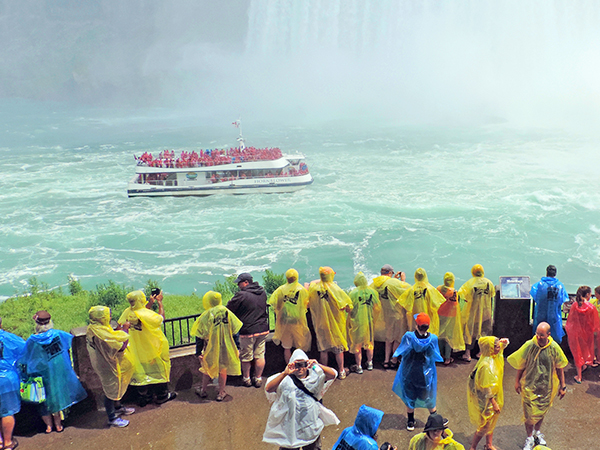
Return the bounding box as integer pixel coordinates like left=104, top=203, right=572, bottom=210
left=233, top=117, right=246, bottom=150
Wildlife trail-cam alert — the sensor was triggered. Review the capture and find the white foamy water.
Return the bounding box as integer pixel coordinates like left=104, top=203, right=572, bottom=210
left=1, top=100, right=599, bottom=300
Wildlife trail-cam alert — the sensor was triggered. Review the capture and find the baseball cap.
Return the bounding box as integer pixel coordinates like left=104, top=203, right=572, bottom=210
left=234, top=273, right=253, bottom=284
left=381, top=264, right=394, bottom=273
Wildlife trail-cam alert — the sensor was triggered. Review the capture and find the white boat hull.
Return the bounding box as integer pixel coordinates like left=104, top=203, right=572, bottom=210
left=127, top=174, right=313, bottom=197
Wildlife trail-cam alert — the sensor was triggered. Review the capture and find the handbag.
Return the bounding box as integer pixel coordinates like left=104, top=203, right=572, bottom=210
left=20, top=376, right=46, bottom=403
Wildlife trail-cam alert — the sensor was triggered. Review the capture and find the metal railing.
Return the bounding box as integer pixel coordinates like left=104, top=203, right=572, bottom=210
left=163, top=305, right=276, bottom=349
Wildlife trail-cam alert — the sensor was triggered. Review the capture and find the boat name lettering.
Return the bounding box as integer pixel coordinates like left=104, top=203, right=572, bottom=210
left=254, top=178, right=291, bottom=184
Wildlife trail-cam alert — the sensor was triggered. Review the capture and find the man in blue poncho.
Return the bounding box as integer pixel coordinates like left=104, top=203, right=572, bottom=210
left=530, top=265, right=568, bottom=343
left=332, top=404, right=384, bottom=450
left=392, top=313, right=443, bottom=432
left=0, top=318, right=25, bottom=450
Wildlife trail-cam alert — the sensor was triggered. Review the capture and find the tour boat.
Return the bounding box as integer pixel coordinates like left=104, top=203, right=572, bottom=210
left=127, top=133, right=313, bottom=197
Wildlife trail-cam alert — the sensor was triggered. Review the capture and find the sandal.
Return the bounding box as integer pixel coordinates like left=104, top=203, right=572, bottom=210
left=591, top=359, right=599, bottom=368
left=390, top=360, right=399, bottom=369
left=461, top=355, right=472, bottom=362
left=574, top=376, right=582, bottom=384
left=382, top=361, right=390, bottom=370
left=444, top=358, right=454, bottom=365
left=3, top=437, right=18, bottom=449
left=216, top=392, right=227, bottom=402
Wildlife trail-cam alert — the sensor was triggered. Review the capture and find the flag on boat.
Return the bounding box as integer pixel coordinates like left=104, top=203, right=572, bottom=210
left=232, top=121, right=240, bottom=128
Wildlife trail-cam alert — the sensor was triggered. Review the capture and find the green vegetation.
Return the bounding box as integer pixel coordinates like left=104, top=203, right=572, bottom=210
left=0, top=273, right=287, bottom=340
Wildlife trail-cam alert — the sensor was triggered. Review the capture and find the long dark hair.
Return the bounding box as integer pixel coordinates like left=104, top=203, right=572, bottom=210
left=576, top=285, right=591, bottom=302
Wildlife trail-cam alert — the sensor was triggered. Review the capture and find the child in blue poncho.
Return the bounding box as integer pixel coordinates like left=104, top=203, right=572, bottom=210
left=332, top=404, right=384, bottom=450
left=20, top=311, right=87, bottom=434
left=392, top=313, right=443, bottom=432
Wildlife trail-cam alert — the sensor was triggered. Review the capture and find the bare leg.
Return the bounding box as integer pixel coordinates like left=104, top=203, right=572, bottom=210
left=525, top=422, right=534, bottom=438
left=355, top=349, right=363, bottom=367
left=241, top=361, right=252, bottom=379
left=366, top=348, right=374, bottom=364
left=218, top=369, right=227, bottom=397
left=284, top=348, right=292, bottom=363
left=575, top=364, right=582, bottom=382
left=319, top=351, right=328, bottom=366
left=469, top=429, right=485, bottom=450
left=52, top=412, right=63, bottom=432
left=201, top=373, right=211, bottom=393
left=335, top=352, right=345, bottom=374
left=533, top=418, right=544, bottom=432
left=41, top=415, right=52, bottom=433
left=1, top=416, right=15, bottom=447
left=391, top=340, right=400, bottom=364
left=384, top=341, right=392, bottom=363
left=254, top=358, right=265, bottom=379
left=484, top=432, right=496, bottom=450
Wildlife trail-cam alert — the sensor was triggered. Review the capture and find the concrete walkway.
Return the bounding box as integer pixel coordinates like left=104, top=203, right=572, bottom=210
left=15, top=360, right=597, bottom=450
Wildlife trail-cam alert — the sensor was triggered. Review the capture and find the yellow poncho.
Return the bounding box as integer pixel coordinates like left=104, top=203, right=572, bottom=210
left=347, top=272, right=382, bottom=353
left=467, top=336, right=505, bottom=433
left=408, top=429, right=465, bottom=450
left=507, top=336, right=568, bottom=423
left=307, top=267, right=353, bottom=352
left=400, top=268, right=445, bottom=335
left=268, top=269, right=311, bottom=352
left=458, top=265, right=496, bottom=346
left=191, top=291, right=242, bottom=379
left=86, top=306, right=134, bottom=400
left=118, top=291, right=171, bottom=385
left=437, top=273, right=466, bottom=352
left=370, top=275, right=411, bottom=342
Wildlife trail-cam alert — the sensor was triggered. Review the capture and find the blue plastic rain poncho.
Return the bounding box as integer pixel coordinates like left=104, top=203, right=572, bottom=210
left=118, top=291, right=171, bottom=385
left=400, top=269, right=445, bottom=335
left=467, top=336, right=506, bottom=434
left=332, top=404, right=384, bottom=450
left=307, top=267, right=353, bottom=352
left=530, top=277, right=569, bottom=343
left=408, top=429, right=466, bottom=450
left=348, top=273, right=382, bottom=353
left=86, top=306, right=134, bottom=401
left=269, top=269, right=311, bottom=351
left=0, top=330, right=26, bottom=417
left=458, top=265, right=496, bottom=346
left=507, top=336, right=568, bottom=424
left=370, top=275, right=411, bottom=342
left=437, top=273, right=466, bottom=352
left=191, top=291, right=242, bottom=379
left=263, top=349, right=339, bottom=448
left=392, top=329, right=443, bottom=409
left=20, top=329, right=87, bottom=414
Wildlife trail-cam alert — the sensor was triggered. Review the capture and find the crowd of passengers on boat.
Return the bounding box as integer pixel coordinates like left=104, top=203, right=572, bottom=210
left=135, top=147, right=285, bottom=168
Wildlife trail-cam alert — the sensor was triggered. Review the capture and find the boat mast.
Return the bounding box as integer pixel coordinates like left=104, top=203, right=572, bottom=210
left=234, top=117, right=246, bottom=151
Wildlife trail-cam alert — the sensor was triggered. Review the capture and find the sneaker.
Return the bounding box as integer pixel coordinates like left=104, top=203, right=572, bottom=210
left=338, top=369, right=347, bottom=380
left=406, top=420, right=415, bottom=431
left=252, top=377, right=262, bottom=388
left=115, top=406, right=135, bottom=416
left=523, top=436, right=535, bottom=450
left=195, top=387, right=208, bottom=398
left=534, top=431, right=547, bottom=446
left=242, top=378, right=252, bottom=387
left=350, top=364, right=363, bottom=374
left=108, top=417, right=129, bottom=428
left=366, top=361, right=373, bottom=371
left=155, top=392, right=177, bottom=404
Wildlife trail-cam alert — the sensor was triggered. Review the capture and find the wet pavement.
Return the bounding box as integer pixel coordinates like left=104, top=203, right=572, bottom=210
left=15, top=357, right=599, bottom=450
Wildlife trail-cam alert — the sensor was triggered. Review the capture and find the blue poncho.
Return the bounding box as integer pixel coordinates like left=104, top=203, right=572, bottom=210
left=0, top=330, right=26, bottom=417
left=332, top=405, right=384, bottom=450
left=392, top=331, right=443, bottom=409
left=531, top=277, right=568, bottom=343
left=21, top=329, right=87, bottom=414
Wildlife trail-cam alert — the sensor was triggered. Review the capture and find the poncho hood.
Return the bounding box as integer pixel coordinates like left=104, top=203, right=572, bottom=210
left=353, top=404, right=384, bottom=438
left=126, top=290, right=147, bottom=310
left=89, top=306, right=111, bottom=327
left=354, top=272, right=368, bottom=288
left=478, top=336, right=497, bottom=357
left=289, top=348, right=309, bottom=363
left=414, top=268, right=428, bottom=285
left=540, top=276, right=560, bottom=286
left=286, top=268, right=299, bottom=283
left=319, top=266, right=335, bottom=283
left=203, top=291, right=223, bottom=309
left=371, top=275, right=389, bottom=289
left=28, top=329, right=57, bottom=345
left=443, top=272, right=455, bottom=288
left=471, top=264, right=484, bottom=277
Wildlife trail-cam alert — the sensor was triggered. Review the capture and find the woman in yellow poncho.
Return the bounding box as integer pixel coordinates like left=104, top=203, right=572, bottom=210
left=118, top=290, right=173, bottom=406
left=308, top=266, right=353, bottom=379
left=347, top=272, right=381, bottom=373
left=400, top=268, right=445, bottom=335
left=191, top=291, right=242, bottom=401
left=269, top=269, right=311, bottom=363
left=458, top=265, right=496, bottom=361
left=437, top=273, right=465, bottom=365
left=467, top=336, right=509, bottom=450
left=87, top=306, right=135, bottom=426
left=408, top=413, right=465, bottom=450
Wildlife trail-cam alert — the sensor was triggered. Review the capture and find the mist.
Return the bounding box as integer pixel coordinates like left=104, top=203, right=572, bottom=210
left=1, top=0, right=599, bottom=128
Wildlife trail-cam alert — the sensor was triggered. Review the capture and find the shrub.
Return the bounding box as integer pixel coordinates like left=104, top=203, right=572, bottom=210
left=68, top=275, right=84, bottom=295
left=262, top=269, right=286, bottom=295
left=214, top=275, right=239, bottom=304
left=93, top=280, right=133, bottom=310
